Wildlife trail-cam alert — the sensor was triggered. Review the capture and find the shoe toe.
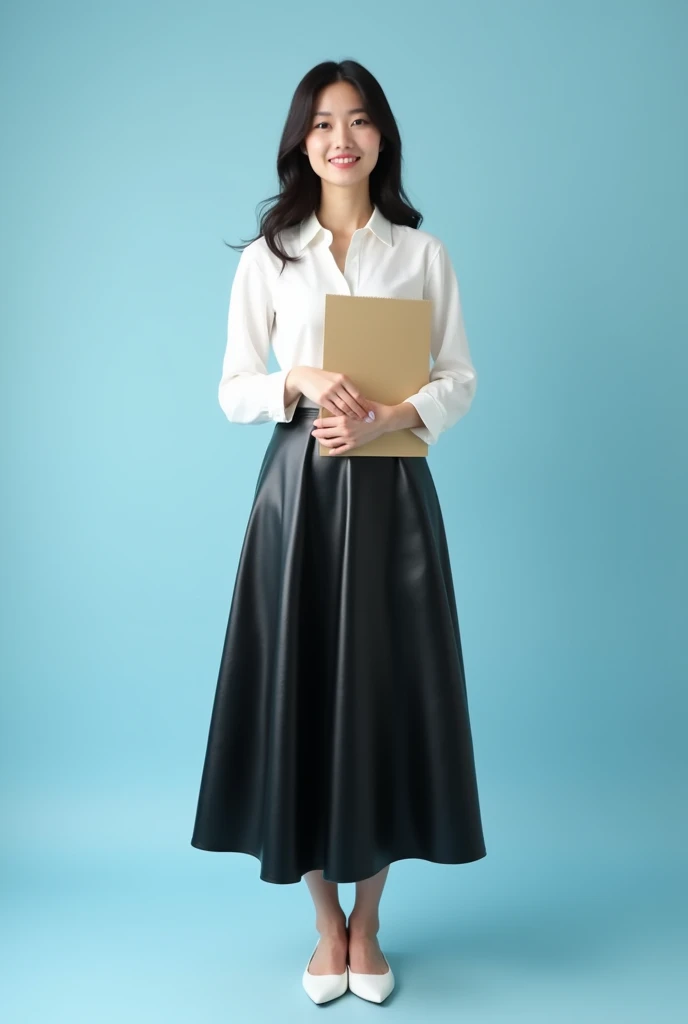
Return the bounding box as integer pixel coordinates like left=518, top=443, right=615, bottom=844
left=302, top=942, right=348, bottom=1004
left=302, top=969, right=348, bottom=1004
left=347, top=957, right=395, bottom=1003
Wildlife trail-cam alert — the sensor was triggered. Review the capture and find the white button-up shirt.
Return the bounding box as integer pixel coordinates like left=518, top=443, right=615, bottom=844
left=218, top=203, right=477, bottom=445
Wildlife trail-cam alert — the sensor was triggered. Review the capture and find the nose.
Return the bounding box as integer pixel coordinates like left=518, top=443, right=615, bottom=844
left=333, top=123, right=355, bottom=148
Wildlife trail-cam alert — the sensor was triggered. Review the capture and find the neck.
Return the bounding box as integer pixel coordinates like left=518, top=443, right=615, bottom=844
left=316, top=187, right=374, bottom=237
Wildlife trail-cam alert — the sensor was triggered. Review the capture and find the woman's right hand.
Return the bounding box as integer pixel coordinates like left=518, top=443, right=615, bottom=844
left=293, top=367, right=373, bottom=420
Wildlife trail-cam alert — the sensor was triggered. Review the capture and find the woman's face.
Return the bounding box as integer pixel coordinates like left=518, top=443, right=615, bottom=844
left=302, top=80, right=383, bottom=188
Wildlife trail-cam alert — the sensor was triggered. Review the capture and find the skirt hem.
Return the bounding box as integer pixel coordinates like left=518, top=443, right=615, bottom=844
left=190, top=838, right=487, bottom=886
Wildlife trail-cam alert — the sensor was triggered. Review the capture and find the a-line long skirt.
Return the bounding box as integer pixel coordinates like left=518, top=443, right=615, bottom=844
left=190, top=406, right=487, bottom=884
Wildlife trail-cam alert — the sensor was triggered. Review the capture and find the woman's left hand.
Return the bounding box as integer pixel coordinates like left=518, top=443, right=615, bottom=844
left=311, top=400, right=391, bottom=455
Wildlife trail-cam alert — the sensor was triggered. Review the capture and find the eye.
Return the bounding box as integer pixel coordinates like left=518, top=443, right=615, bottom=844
left=313, top=118, right=370, bottom=129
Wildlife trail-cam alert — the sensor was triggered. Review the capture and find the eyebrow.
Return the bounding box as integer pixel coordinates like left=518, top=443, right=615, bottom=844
left=312, top=107, right=368, bottom=117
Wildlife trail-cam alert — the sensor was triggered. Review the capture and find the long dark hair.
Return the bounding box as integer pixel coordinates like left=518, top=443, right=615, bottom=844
left=225, top=59, right=423, bottom=274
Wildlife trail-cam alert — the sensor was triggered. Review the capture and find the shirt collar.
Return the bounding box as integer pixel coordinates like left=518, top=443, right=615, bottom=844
left=298, top=203, right=393, bottom=252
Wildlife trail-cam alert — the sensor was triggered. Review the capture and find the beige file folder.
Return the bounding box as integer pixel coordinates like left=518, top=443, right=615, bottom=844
left=318, top=294, right=432, bottom=457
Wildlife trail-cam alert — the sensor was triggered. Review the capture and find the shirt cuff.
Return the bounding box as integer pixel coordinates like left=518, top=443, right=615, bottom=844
left=267, top=368, right=300, bottom=423
left=401, top=392, right=445, bottom=446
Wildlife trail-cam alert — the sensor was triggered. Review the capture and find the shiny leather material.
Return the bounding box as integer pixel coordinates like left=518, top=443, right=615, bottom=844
left=191, top=408, right=486, bottom=883
left=302, top=940, right=348, bottom=1004
left=348, top=955, right=395, bottom=1003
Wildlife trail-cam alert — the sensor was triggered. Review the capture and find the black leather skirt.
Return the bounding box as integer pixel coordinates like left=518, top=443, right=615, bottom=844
left=190, top=407, right=487, bottom=883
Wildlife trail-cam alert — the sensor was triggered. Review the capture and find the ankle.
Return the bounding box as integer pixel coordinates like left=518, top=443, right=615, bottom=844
left=316, top=910, right=347, bottom=938
left=348, top=912, right=380, bottom=938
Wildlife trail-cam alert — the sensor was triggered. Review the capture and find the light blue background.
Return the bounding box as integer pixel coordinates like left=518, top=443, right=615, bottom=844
left=3, top=0, right=686, bottom=1020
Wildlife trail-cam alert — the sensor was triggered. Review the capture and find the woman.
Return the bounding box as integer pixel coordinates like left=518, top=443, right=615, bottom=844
left=190, top=59, right=487, bottom=1005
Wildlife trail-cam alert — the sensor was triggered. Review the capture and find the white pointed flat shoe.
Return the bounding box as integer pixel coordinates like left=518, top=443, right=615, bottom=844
left=347, top=952, right=395, bottom=1003
left=302, top=940, right=349, bottom=1004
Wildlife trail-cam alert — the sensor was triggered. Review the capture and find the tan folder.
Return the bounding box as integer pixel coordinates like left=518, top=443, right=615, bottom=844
left=318, top=294, right=432, bottom=457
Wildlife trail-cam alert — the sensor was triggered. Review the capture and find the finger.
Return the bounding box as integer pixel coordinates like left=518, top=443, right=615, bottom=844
left=318, top=398, right=351, bottom=423
left=321, top=398, right=345, bottom=417
left=324, top=386, right=366, bottom=420
left=330, top=390, right=364, bottom=420
left=341, top=386, right=370, bottom=419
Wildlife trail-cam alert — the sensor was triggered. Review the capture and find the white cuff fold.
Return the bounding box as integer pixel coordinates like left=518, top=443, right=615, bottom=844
left=267, top=368, right=300, bottom=423
left=401, top=392, right=445, bottom=446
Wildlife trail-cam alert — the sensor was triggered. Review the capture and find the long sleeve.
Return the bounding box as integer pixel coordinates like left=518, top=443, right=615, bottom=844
left=218, top=247, right=300, bottom=425
left=401, top=241, right=478, bottom=445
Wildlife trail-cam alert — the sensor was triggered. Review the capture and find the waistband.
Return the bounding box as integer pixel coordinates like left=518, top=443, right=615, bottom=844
left=289, top=407, right=320, bottom=418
